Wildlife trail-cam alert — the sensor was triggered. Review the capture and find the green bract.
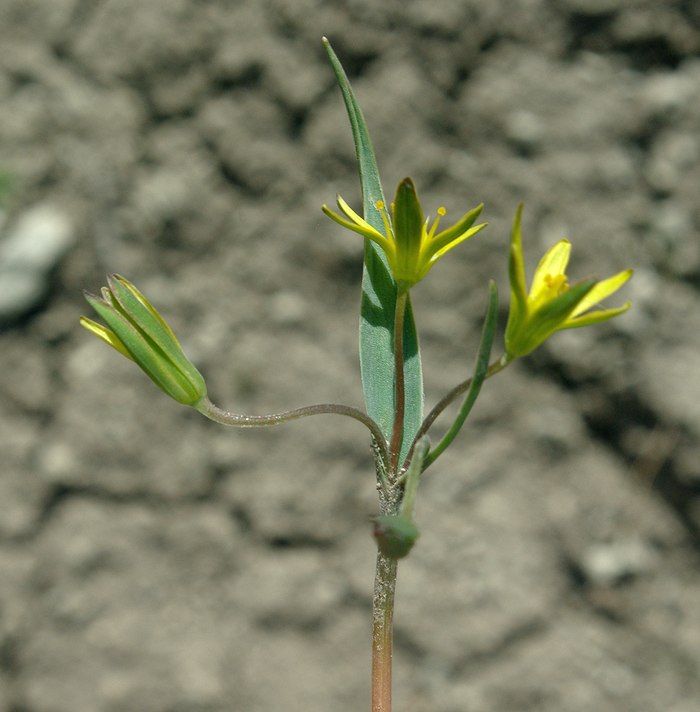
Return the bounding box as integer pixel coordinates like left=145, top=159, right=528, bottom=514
left=80, top=274, right=207, bottom=407
left=372, top=514, right=420, bottom=560
left=323, top=177, right=486, bottom=289
left=505, top=205, right=633, bottom=359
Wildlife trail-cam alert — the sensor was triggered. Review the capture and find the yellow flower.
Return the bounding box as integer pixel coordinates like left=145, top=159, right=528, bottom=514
left=505, top=205, right=632, bottom=359
left=322, top=177, right=486, bottom=289
left=80, top=275, right=207, bottom=407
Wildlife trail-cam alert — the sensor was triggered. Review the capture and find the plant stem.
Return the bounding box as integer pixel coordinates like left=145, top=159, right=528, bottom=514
left=372, top=550, right=398, bottom=712
left=398, top=437, right=429, bottom=516
left=389, top=289, right=409, bottom=474
left=198, top=398, right=390, bottom=466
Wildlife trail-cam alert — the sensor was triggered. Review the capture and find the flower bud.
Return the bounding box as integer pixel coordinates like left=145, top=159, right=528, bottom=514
left=372, top=514, right=420, bottom=559
left=80, top=274, right=207, bottom=407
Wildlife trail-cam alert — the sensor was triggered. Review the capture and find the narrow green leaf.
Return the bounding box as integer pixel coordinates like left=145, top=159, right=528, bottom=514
left=323, top=38, right=423, bottom=465
left=422, top=280, right=498, bottom=470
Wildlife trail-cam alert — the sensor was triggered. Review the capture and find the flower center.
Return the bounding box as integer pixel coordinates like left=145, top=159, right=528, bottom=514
left=544, top=273, right=569, bottom=296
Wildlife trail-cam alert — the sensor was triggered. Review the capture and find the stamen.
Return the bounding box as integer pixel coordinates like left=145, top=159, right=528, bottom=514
left=375, top=199, right=394, bottom=238
left=544, top=274, right=569, bottom=295
left=427, top=207, right=447, bottom=240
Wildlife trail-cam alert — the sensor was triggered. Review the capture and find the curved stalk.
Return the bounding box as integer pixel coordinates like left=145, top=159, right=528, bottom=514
left=198, top=398, right=390, bottom=466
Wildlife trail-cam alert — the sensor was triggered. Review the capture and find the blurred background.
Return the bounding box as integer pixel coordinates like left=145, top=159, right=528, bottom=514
left=0, top=1, right=699, bottom=710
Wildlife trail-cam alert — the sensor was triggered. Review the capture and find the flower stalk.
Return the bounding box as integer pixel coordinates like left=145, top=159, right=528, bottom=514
left=389, top=288, right=409, bottom=475
left=199, top=398, right=390, bottom=466
left=80, top=277, right=391, bottom=465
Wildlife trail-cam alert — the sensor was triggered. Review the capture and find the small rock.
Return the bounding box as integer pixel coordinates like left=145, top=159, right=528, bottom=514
left=579, top=538, right=656, bottom=586
left=0, top=204, right=74, bottom=325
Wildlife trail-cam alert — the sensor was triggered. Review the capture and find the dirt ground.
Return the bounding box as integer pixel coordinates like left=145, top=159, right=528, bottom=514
left=1, top=1, right=699, bottom=710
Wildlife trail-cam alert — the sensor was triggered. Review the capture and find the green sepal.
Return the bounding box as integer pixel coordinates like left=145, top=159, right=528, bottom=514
left=106, top=275, right=205, bottom=390
left=508, top=280, right=594, bottom=357
left=507, top=204, right=529, bottom=305
left=392, top=178, right=424, bottom=277
left=532, top=279, right=595, bottom=323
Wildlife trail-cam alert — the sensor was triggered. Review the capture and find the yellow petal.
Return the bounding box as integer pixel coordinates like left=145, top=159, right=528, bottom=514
left=322, top=202, right=392, bottom=254
left=79, top=316, right=134, bottom=361
left=336, top=195, right=385, bottom=238
left=570, top=269, right=633, bottom=317
left=428, top=223, right=487, bottom=268
left=530, top=240, right=571, bottom=299
left=563, top=301, right=632, bottom=329
left=431, top=203, right=483, bottom=250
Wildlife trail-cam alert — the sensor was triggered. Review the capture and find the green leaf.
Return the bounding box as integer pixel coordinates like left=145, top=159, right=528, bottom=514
left=323, top=38, right=423, bottom=465
left=422, top=280, right=499, bottom=470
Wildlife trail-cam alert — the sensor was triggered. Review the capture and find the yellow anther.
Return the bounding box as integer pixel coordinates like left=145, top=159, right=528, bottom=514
left=544, top=274, right=569, bottom=295
left=428, top=208, right=445, bottom=239
left=373, top=199, right=394, bottom=240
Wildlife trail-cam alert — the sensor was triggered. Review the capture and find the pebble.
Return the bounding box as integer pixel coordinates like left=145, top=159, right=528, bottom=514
left=579, top=538, right=656, bottom=586
left=0, top=203, right=74, bottom=326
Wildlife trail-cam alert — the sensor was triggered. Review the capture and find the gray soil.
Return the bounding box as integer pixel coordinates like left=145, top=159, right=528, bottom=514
left=1, top=1, right=699, bottom=710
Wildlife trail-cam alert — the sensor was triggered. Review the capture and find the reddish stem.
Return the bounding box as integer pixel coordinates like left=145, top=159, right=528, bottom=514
left=372, top=551, right=398, bottom=712
left=389, top=290, right=408, bottom=474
